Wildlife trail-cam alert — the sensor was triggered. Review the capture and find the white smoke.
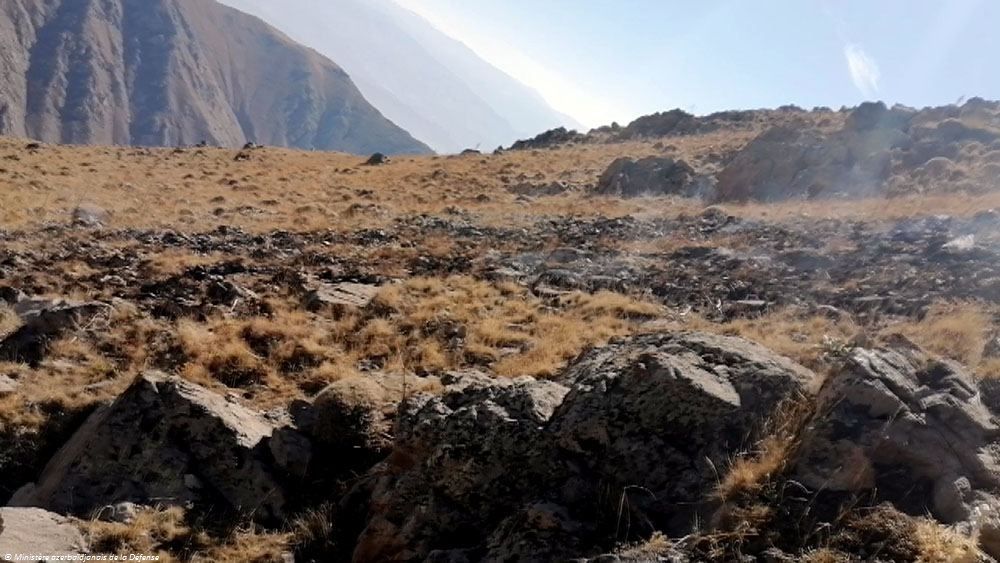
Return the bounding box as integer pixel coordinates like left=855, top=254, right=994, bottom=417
left=844, top=44, right=881, bottom=98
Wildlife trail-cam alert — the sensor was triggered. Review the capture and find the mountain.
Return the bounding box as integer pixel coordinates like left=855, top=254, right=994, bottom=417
left=0, top=0, right=430, bottom=154
left=218, top=0, right=581, bottom=153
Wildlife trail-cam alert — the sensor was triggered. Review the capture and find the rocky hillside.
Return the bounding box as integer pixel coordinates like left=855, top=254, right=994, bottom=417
left=0, top=0, right=430, bottom=154
left=1, top=100, right=1000, bottom=560
left=522, top=99, right=1000, bottom=202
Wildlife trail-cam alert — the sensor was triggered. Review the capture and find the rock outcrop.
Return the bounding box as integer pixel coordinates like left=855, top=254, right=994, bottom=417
left=595, top=156, right=714, bottom=198
left=509, top=127, right=587, bottom=150
left=715, top=101, right=1000, bottom=201
left=795, top=337, right=1000, bottom=557
left=343, top=332, right=817, bottom=561
left=11, top=372, right=290, bottom=522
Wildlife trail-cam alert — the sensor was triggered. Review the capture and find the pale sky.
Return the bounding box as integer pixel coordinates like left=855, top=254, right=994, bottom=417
left=395, top=0, right=997, bottom=128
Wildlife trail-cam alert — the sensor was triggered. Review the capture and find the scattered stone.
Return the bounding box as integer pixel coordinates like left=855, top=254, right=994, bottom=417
left=363, top=152, right=390, bottom=166
left=0, top=374, right=19, bottom=395
left=96, top=502, right=141, bottom=524
left=942, top=234, right=976, bottom=252
left=71, top=203, right=110, bottom=227
left=302, top=282, right=380, bottom=316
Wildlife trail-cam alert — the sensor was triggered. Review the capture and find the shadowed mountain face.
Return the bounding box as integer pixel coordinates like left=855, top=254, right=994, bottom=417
left=220, top=0, right=580, bottom=153
left=0, top=0, right=431, bottom=154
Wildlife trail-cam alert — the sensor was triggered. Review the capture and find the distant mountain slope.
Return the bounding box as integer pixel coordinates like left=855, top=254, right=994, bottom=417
left=0, top=0, right=430, bottom=154
left=219, top=0, right=580, bottom=153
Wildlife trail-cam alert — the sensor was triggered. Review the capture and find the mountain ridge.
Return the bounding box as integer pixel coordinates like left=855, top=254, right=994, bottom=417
left=220, top=0, right=578, bottom=153
left=0, top=0, right=431, bottom=154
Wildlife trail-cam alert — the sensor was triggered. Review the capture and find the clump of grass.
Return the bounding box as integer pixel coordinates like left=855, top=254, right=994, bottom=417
left=912, top=519, right=980, bottom=563
left=715, top=399, right=813, bottom=501
left=178, top=320, right=267, bottom=388
left=560, top=290, right=662, bottom=320
left=201, top=526, right=291, bottom=563
left=719, top=307, right=860, bottom=370
left=0, top=303, right=19, bottom=337
left=81, top=506, right=291, bottom=562
left=802, top=548, right=852, bottom=563
left=883, top=301, right=997, bottom=378
left=174, top=305, right=346, bottom=404
left=82, top=506, right=194, bottom=560
left=615, top=531, right=673, bottom=558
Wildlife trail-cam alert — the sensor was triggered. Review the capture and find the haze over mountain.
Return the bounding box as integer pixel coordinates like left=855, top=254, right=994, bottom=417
left=0, top=0, right=430, bottom=154
left=219, top=0, right=581, bottom=153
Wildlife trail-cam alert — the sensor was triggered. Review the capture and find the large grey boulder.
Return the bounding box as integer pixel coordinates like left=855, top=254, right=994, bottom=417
left=0, top=507, right=88, bottom=555
left=595, top=157, right=713, bottom=199
left=344, top=333, right=817, bottom=562
left=795, top=338, right=1000, bottom=556
left=10, top=372, right=288, bottom=522
left=551, top=332, right=817, bottom=535
left=349, top=370, right=570, bottom=562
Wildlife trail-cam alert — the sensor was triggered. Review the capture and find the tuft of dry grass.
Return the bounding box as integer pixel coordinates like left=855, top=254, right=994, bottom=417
left=199, top=527, right=292, bottom=563
left=912, top=519, right=980, bottom=563
left=615, top=531, right=673, bottom=558
left=0, top=303, right=19, bottom=337
left=883, top=301, right=997, bottom=378
left=802, top=548, right=852, bottom=563
left=81, top=506, right=192, bottom=561
left=718, top=307, right=860, bottom=371
left=81, top=506, right=291, bottom=562
left=715, top=399, right=813, bottom=501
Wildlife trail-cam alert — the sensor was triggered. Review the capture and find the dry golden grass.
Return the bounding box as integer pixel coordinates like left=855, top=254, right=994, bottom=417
left=141, top=250, right=228, bottom=277
left=718, top=308, right=860, bottom=371
left=3, top=131, right=997, bottom=237
left=715, top=399, right=812, bottom=501
left=354, top=277, right=663, bottom=378
left=199, top=528, right=292, bottom=563
left=720, top=192, right=1000, bottom=223
left=883, top=301, right=998, bottom=379
left=912, top=519, right=980, bottom=563
left=615, top=531, right=673, bottom=558
left=0, top=303, right=19, bottom=337
left=151, top=277, right=663, bottom=406
left=802, top=548, right=852, bottom=563
left=82, top=506, right=191, bottom=560
left=81, top=506, right=291, bottom=562
left=174, top=306, right=342, bottom=406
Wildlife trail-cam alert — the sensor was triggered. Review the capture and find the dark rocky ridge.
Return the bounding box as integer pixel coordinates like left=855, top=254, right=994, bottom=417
left=0, top=0, right=431, bottom=155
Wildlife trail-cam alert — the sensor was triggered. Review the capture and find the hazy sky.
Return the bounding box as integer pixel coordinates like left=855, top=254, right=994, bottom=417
left=394, top=0, right=997, bottom=128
